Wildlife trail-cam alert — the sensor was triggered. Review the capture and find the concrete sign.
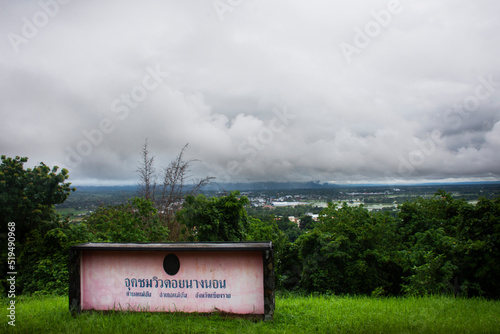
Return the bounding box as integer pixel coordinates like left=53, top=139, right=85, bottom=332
left=69, top=242, right=274, bottom=320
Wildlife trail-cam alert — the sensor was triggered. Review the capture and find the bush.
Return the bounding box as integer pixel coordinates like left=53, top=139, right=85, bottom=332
left=84, top=197, right=169, bottom=242
left=296, top=204, right=402, bottom=295
left=17, top=197, right=168, bottom=295
left=19, top=221, right=93, bottom=295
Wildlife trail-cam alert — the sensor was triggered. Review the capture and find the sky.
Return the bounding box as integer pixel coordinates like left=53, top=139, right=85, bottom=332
left=1, top=0, right=499, bottom=186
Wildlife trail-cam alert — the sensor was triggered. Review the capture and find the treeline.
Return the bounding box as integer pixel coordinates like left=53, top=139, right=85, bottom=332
left=1, top=154, right=499, bottom=299
left=273, top=191, right=500, bottom=298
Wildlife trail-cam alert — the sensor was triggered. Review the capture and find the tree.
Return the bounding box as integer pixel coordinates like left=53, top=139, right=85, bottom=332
left=397, top=191, right=463, bottom=296
left=136, top=138, right=156, bottom=200
left=247, top=217, right=287, bottom=248
left=458, top=197, right=500, bottom=298
left=298, top=202, right=402, bottom=295
left=299, top=215, right=315, bottom=231
left=397, top=191, right=500, bottom=297
left=276, top=216, right=302, bottom=242
left=176, top=191, right=249, bottom=241
left=136, top=141, right=214, bottom=240
left=398, top=191, right=500, bottom=298
left=296, top=230, right=343, bottom=294
left=84, top=197, right=168, bottom=243
left=0, top=155, right=74, bottom=242
left=18, top=219, right=93, bottom=295
left=17, top=197, right=168, bottom=296
left=0, top=155, right=74, bottom=295
left=277, top=241, right=301, bottom=291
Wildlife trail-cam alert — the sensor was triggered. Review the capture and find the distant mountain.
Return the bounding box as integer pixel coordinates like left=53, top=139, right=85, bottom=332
left=72, top=182, right=334, bottom=193
left=209, top=181, right=500, bottom=191
left=72, top=181, right=500, bottom=193
left=204, top=181, right=335, bottom=191
left=74, top=185, right=138, bottom=192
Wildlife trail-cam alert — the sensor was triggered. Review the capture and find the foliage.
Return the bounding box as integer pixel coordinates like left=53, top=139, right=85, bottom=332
left=298, top=215, right=315, bottom=231
left=0, top=155, right=74, bottom=242
left=84, top=197, right=168, bottom=243
left=0, top=156, right=74, bottom=295
left=295, top=230, right=340, bottom=294
left=401, top=250, right=457, bottom=296
left=15, top=197, right=167, bottom=295
left=277, top=192, right=499, bottom=298
left=18, top=220, right=93, bottom=295
left=275, top=216, right=302, bottom=242
left=246, top=204, right=323, bottom=240
left=398, top=191, right=500, bottom=298
left=177, top=191, right=249, bottom=242
left=136, top=141, right=214, bottom=240
left=247, top=217, right=287, bottom=251
left=296, top=203, right=402, bottom=295
left=3, top=152, right=500, bottom=302
left=246, top=217, right=290, bottom=289
left=458, top=197, right=500, bottom=298
left=276, top=241, right=301, bottom=291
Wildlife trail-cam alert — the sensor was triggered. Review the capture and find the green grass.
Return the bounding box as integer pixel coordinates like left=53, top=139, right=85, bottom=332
left=2, top=294, right=500, bottom=333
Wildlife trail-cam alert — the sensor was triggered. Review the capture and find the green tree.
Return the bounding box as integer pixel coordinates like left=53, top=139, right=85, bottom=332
left=247, top=217, right=287, bottom=249
left=84, top=197, right=168, bottom=242
left=18, top=220, right=93, bottom=295
left=458, top=197, right=500, bottom=298
left=14, top=193, right=167, bottom=296
left=277, top=241, right=301, bottom=291
left=1, top=155, right=74, bottom=294
left=136, top=141, right=214, bottom=240
left=177, top=191, right=249, bottom=241
left=0, top=155, right=74, bottom=242
left=296, top=230, right=342, bottom=294
left=276, top=216, right=301, bottom=242
left=246, top=216, right=296, bottom=290
left=299, top=215, right=315, bottom=231
left=398, top=191, right=469, bottom=296
left=297, top=203, right=402, bottom=295
left=397, top=191, right=500, bottom=298
left=399, top=229, right=459, bottom=296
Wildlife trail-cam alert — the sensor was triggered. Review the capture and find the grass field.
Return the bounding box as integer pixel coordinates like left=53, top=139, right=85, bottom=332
left=2, top=294, right=500, bottom=333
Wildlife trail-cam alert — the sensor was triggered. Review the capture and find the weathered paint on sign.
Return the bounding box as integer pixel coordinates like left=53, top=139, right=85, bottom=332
left=80, top=250, right=264, bottom=314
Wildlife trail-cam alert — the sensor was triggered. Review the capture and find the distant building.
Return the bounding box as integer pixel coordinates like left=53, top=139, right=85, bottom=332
left=288, top=216, right=300, bottom=226
left=272, top=201, right=309, bottom=207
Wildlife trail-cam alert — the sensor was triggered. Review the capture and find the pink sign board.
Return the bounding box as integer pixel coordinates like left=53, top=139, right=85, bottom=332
left=70, top=243, right=274, bottom=318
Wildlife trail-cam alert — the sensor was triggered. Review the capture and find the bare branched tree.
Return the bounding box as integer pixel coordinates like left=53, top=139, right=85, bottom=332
left=136, top=141, right=214, bottom=240
left=137, top=139, right=156, bottom=201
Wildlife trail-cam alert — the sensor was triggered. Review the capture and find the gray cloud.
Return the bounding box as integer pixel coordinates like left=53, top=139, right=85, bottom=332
left=1, top=0, right=499, bottom=185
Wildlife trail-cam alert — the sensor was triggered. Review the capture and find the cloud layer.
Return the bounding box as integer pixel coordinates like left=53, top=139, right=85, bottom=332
left=1, top=0, right=499, bottom=185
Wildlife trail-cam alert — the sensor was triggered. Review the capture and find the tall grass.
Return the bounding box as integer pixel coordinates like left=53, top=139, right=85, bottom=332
left=2, top=294, right=499, bottom=333
left=275, top=294, right=500, bottom=333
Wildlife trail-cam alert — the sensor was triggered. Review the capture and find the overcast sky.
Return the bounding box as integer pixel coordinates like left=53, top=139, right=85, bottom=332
left=1, top=0, right=499, bottom=186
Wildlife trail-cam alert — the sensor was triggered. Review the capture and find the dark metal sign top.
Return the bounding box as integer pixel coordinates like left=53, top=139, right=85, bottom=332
left=71, top=242, right=273, bottom=252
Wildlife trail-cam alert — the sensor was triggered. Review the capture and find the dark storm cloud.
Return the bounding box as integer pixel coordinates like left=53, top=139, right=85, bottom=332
left=1, top=0, right=499, bottom=185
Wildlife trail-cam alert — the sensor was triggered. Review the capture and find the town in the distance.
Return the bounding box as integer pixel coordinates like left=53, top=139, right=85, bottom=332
left=56, top=181, right=500, bottom=224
